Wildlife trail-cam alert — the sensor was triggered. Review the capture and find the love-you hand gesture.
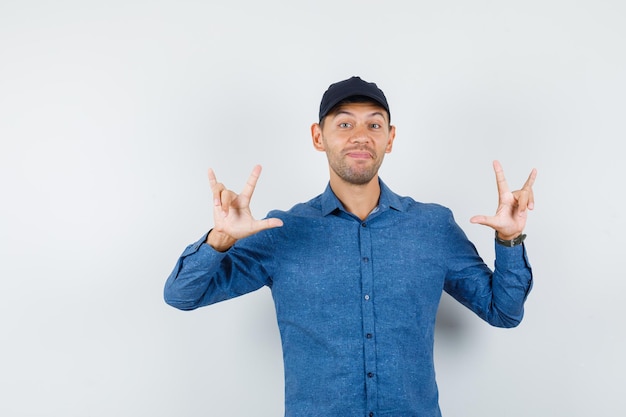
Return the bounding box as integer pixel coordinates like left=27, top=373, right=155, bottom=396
left=206, top=165, right=283, bottom=251
left=470, top=160, right=537, bottom=241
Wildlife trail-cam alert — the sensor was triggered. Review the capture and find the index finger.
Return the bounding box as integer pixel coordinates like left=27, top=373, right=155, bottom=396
left=493, top=160, right=511, bottom=196
left=239, top=164, right=263, bottom=202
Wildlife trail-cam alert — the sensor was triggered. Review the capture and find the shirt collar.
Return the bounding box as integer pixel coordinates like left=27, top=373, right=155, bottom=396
left=320, top=177, right=405, bottom=217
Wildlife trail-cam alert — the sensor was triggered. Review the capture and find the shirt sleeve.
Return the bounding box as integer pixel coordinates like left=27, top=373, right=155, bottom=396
left=442, top=214, right=533, bottom=328
left=490, top=242, right=534, bottom=325
left=163, top=232, right=273, bottom=311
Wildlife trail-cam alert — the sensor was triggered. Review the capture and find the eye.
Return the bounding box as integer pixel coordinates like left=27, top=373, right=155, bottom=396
left=339, top=122, right=352, bottom=128
left=370, top=123, right=382, bottom=129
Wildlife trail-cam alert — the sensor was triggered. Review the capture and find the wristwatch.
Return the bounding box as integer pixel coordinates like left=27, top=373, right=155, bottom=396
left=495, top=232, right=527, bottom=247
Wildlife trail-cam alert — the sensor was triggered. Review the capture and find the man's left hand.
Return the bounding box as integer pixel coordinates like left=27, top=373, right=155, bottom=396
left=470, top=160, right=537, bottom=240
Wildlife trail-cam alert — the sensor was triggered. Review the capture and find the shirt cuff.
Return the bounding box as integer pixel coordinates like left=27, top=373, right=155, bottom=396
left=494, top=240, right=531, bottom=269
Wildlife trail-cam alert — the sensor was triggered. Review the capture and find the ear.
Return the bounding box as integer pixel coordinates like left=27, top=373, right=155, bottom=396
left=311, top=123, right=325, bottom=152
left=385, top=125, right=397, bottom=154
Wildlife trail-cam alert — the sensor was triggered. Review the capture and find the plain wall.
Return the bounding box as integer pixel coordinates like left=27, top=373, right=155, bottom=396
left=1, top=1, right=625, bottom=415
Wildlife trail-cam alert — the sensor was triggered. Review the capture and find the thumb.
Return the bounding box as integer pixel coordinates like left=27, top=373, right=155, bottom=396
left=470, top=214, right=491, bottom=226
left=252, top=217, right=284, bottom=233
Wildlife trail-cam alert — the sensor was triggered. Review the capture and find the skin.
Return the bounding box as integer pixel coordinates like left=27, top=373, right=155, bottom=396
left=471, top=159, right=537, bottom=240
left=207, top=102, right=537, bottom=251
left=310, top=102, right=396, bottom=220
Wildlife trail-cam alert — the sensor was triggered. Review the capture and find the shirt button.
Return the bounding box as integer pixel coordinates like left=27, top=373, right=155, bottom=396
left=366, top=333, right=372, bottom=339
left=367, top=372, right=374, bottom=378
left=370, top=413, right=374, bottom=417
left=364, top=294, right=370, bottom=301
left=361, top=222, right=367, bottom=227
left=362, top=257, right=369, bottom=263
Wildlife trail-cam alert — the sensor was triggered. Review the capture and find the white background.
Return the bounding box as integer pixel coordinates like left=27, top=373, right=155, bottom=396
left=1, top=1, right=625, bottom=416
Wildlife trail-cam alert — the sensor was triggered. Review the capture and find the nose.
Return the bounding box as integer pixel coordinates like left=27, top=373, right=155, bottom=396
left=350, top=124, right=371, bottom=144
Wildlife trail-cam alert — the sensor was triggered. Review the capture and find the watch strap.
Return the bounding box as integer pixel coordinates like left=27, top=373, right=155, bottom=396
left=495, top=232, right=527, bottom=247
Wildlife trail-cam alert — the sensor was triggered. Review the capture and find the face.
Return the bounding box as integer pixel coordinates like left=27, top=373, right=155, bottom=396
left=311, top=102, right=396, bottom=186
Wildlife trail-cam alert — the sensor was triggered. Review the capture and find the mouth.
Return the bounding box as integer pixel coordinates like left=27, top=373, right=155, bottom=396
left=344, top=147, right=375, bottom=159
left=346, top=151, right=372, bottom=159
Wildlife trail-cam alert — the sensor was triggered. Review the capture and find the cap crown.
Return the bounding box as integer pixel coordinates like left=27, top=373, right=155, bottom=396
left=319, top=76, right=390, bottom=122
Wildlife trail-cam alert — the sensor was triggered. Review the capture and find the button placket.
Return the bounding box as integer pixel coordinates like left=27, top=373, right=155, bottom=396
left=359, top=220, right=378, bottom=412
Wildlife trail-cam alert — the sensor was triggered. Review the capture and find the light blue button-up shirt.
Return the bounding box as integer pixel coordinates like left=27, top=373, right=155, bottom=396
left=164, top=179, right=533, bottom=417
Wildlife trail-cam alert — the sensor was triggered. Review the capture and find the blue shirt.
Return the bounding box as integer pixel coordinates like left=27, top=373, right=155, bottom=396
left=164, top=179, right=533, bottom=417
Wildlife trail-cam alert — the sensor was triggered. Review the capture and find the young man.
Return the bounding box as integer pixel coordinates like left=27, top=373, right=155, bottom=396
left=164, top=76, right=537, bottom=417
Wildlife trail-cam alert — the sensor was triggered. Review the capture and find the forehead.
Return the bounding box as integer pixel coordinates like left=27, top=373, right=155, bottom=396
left=330, top=102, right=389, bottom=119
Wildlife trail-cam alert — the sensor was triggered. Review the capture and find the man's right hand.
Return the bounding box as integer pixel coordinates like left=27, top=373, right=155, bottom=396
left=206, top=165, right=283, bottom=252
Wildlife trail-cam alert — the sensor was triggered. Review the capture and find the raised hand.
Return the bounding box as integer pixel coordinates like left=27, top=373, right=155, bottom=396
left=470, top=160, right=537, bottom=240
left=206, top=165, right=283, bottom=251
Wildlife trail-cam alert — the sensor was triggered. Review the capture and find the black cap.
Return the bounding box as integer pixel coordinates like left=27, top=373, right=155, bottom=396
left=318, top=76, right=390, bottom=122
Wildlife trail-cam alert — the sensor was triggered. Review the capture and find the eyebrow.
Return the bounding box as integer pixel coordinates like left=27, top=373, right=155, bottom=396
left=333, top=110, right=386, bottom=119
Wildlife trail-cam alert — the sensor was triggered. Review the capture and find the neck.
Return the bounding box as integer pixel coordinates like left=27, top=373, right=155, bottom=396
left=329, top=175, right=381, bottom=220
